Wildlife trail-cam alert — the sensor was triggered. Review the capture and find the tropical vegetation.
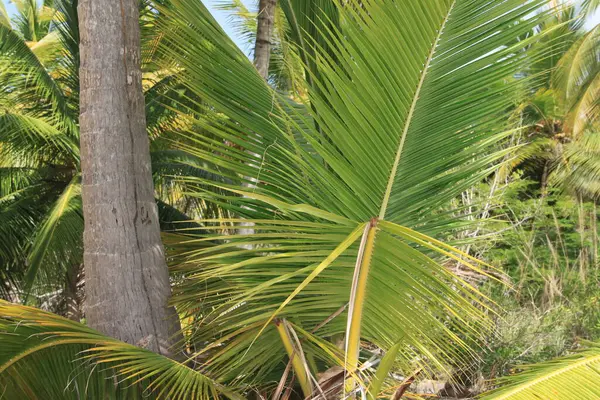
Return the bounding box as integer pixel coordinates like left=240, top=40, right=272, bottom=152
left=1, top=0, right=600, bottom=399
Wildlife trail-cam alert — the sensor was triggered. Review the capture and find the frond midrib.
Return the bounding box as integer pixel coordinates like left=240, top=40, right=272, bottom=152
left=378, top=0, right=457, bottom=220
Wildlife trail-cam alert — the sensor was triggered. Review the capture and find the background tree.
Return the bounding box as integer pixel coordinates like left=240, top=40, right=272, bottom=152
left=253, top=0, right=276, bottom=79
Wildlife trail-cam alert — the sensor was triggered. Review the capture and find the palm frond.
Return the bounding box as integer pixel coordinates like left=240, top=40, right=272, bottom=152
left=52, top=0, right=80, bottom=110
left=215, top=0, right=257, bottom=51
left=157, top=0, right=552, bottom=388
left=551, top=131, right=600, bottom=199
left=0, top=14, right=70, bottom=120
left=481, top=342, right=600, bottom=400
left=553, top=23, right=600, bottom=136
left=24, top=176, right=83, bottom=294
left=0, top=112, right=79, bottom=164
left=279, top=0, right=338, bottom=88
left=569, top=69, right=600, bottom=137
left=582, top=0, right=600, bottom=18
left=554, top=24, right=600, bottom=100
left=10, top=0, right=55, bottom=42
left=0, top=183, right=47, bottom=273
left=29, top=30, right=62, bottom=65
left=0, top=1, right=11, bottom=28
left=0, top=301, right=243, bottom=399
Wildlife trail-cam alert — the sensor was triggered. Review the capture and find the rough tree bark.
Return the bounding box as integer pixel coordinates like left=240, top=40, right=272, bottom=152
left=78, top=0, right=180, bottom=356
left=254, top=0, right=277, bottom=80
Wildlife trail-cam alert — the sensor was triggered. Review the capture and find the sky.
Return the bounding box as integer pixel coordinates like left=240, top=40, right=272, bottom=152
left=3, top=0, right=600, bottom=51
left=206, top=0, right=254, bottom=52
left=587, top=8, right=600, bottom=28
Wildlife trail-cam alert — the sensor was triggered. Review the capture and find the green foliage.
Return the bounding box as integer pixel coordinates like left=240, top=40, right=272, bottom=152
left=0, top=301, right=240, bottom=399
left=155, top=0, right=552, bottom=395
left=2, top=0, right=600, bottom=398
left=0, top=0, right=83, bottom=302
left=0, top=0, right=216, bottom=304
left=484, top=182, right=599, bottom=308
left=482, top=341, right=600, bottom=400
left=482, top=304, right=596, bottom=381
left=452, top=171, right=600, bottom=396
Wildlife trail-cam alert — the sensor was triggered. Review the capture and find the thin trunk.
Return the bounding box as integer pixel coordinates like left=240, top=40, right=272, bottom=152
left=79, top=0, right=181, bottom=356
left=541, top=159, right=550, bottom=195
left=254, top=0, right=277, bottom=80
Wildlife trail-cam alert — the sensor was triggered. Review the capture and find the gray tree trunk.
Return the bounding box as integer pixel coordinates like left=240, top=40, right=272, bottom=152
left=78, top=0, right=181, bottom=357
left=254, top=0, right=277, bottom=80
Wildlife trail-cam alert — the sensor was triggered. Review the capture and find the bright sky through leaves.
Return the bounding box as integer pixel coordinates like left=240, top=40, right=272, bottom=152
left=3, top=0, right=598, bottom=51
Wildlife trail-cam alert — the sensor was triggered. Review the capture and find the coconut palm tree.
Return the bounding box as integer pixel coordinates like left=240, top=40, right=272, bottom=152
left=0, top=0, right=586, bottom=399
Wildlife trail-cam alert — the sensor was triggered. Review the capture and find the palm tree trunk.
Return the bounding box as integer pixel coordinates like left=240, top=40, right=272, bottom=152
left=541, top=159, right=550, bottom=195
left=78, top=0, right=181, bottom=357
left=254, top=0, right=277, bottom=80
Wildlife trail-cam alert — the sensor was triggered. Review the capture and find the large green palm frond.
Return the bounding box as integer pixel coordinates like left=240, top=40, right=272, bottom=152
left=481, top=341, right=600, bottom=400
left=0, top=301, right=242, bottom=399
left=157, top=0, right=551, bottom=390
